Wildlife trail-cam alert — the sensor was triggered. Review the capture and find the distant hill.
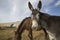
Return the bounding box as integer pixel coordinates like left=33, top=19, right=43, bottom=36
left=0, top=21, right=21, bottom=28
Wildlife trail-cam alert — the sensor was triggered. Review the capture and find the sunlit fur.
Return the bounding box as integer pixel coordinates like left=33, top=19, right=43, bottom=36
left=47, top=31, right=56, bottom=40
left=32, top=20, right=38, bottom=30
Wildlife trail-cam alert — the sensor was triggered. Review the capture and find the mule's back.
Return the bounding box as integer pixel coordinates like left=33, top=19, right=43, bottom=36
left=16, top=17, right=32, bottom=33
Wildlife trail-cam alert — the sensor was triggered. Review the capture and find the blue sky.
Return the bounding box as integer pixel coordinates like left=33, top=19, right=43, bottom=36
left=0, top=0, right=60, bottom=23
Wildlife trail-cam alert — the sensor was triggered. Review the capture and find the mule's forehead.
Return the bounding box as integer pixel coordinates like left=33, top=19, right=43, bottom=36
left=32, top=9, right=39, bottom=15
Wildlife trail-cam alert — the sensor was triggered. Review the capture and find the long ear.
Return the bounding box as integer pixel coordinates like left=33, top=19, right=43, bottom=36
left=37, top=1, right=42, bottom=11
left=28, top=2, right=33, bottom=11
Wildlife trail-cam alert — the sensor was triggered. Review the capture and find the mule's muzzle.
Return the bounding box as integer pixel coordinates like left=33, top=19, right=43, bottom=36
left=32, top=20, right=38, bottom=30
left=32, top=27, right=38, bottom=31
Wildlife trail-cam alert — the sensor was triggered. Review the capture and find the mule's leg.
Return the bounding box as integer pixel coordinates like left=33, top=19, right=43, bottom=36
left=14, top=30, right=22, bottom=40
left=42, top=27, right=50, bottom=40
left=28, top=28, right=33, bottom=40
left=16, top=26, right=25, bottom=40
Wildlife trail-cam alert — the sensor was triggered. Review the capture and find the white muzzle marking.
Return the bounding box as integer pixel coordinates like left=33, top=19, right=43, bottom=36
left=32, top=20, right=38, bottom=30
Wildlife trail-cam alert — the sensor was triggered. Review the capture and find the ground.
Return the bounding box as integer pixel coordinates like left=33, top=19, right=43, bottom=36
left=0, top=27, right=49, bottom=40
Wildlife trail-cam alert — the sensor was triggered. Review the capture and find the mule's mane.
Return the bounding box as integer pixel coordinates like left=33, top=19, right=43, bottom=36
left=40, top=12, right=50, bottom=16
left=16, top=17, right=31, bottom=33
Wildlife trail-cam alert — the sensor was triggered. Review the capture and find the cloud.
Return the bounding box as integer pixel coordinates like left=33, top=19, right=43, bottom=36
left=9, top=0, right=18, bottom=21
left=0, top=0, right=56, bottom=23
left=0, top=14, right=10, bottom=23
left=55, top=0, right=60, bottom=6
left=7, top=0, right=30, bottom=22
left=45, top=9, right=49, bottom=13
left=0, top=0, right=12, bottom=14
left=41, top=0, right=54, bottom=6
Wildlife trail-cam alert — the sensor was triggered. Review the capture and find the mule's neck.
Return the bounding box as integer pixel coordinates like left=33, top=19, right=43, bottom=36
left=40, top=12, right=50, bottom=22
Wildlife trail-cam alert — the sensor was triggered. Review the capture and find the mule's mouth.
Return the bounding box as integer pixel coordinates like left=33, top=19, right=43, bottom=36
left=32, top=27, right=38, bottom=31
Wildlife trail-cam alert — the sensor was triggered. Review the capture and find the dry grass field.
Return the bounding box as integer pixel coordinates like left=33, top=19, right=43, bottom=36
left=0, top=27, right=49, bottom=40
left=0, top=22, right=50, bottom=40
left=0, top=28, right=16, bottom=40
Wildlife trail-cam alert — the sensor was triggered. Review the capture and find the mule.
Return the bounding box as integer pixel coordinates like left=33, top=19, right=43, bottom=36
left=14, top=1, right=49, bottom=40
left=38, top=1, right=60, bottom=40
left=40, top=11, right=60, bottom=40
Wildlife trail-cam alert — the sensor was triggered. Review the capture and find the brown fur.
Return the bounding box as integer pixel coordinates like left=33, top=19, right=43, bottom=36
left=14, top=1, right=49, bottom=40
left=15, top=17, right=43, bottom=40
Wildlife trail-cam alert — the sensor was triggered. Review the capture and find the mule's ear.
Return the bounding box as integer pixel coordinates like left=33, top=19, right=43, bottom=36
left=28, top=2, right=33, bottom=11
left=37, top=1, right=42, bottom=11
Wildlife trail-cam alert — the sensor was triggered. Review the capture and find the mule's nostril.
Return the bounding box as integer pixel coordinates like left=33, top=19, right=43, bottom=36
left=33, top=27, right=36, bottom=29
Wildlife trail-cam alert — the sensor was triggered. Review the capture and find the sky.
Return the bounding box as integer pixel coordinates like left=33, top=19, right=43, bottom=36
left=0, top=0, right=60, bottom=23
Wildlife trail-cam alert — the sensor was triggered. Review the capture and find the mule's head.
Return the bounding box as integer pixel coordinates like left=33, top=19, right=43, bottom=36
left=28, top=1, right=42, bottom=30
left=28, top=1, right=42, bottom=23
